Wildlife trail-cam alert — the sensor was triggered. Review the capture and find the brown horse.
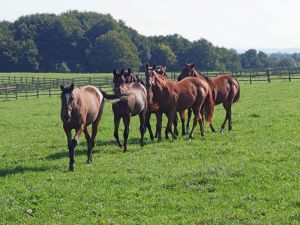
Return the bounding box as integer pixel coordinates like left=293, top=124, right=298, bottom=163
left=147, top=69, right=214, bottom=140
left=103, top=69, right=147, bottom=152
left=145, top=63, right=181, bottom=140
left=60, top=84, right=105, bottom=171
left=178, top=63, right=240, bottom=132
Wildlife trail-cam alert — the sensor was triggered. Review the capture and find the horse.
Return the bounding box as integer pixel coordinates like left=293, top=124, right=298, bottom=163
left=147, top=68, right=214, bottom=140
left=145, top=63, right=181, bottom=141
left=60, top=84, right=105, bottom=171
left=178, top=63, right=240, bottom=132
left=102, top=69, right=147, bottom=152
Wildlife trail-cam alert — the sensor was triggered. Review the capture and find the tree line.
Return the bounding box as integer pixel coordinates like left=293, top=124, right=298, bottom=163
left=0, top=11, right=299, bottom=73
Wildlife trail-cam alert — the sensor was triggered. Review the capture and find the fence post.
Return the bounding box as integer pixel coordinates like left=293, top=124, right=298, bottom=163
left=250, top=74, right=252, bottom=84
left=5, top=86, right=8, bottom=100
left=49, top=87, right=51, bottom=97
left=25, top=86, right=28, bottom=99
left=266, top=69, right=270, bottom=83
left=37, top=87, right=39, bottom=98
left=288, top=68, right=291, bottom=82
left=15, top=85, right=18, bottom=99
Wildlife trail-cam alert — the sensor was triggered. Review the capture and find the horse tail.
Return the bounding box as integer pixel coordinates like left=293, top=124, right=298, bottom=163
left=101, top=90, right=125, bottom=102
left=231, top=78, right=240, bottom=103
left=98, top=94, right=105, bottom=119
left=204, top=76, right=216, bottom=101
left=203, top=87, right=214, bottom=123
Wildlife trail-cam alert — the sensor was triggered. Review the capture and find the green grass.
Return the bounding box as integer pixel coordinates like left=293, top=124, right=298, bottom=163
left=0, top=80, right=299, bottom=224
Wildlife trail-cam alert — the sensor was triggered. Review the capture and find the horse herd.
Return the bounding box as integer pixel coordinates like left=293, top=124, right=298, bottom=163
left=60, top=63, right=240, bottom=171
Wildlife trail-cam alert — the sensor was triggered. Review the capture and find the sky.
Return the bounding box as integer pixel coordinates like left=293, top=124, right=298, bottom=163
left=0, top=0, right=299, bottom=50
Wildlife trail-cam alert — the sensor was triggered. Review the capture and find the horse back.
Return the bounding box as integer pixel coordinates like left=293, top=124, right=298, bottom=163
left=212, top=75, right=239, bottom=105
left=80, top=86, right=103, bottom=125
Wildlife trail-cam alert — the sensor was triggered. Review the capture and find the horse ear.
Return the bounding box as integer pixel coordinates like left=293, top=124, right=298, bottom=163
left=113, top=69, right=117, bottom=76
left=70, top=83, right=74, bottom=92
left=60, top=85, right=64, bottom=91
left=128, top=68, right=131, bottom=74
left=191, top=63, right=195, bottom=68
left=184, top=63, right=188, bottom=67
left=153, top=64, right=157, bottom=70
left=120, top=69, right=125, bottom=75
left=145, top=62, right=149, bottom=69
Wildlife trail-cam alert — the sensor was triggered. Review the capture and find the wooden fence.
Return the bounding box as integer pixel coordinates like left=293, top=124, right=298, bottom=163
left=1, top=67, right=300, bottom=101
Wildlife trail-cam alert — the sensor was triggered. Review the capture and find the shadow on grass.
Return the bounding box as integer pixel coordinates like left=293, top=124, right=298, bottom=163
left=0, top=165, right=51, bottom=177
left=46, top=137, right=158, bottom=160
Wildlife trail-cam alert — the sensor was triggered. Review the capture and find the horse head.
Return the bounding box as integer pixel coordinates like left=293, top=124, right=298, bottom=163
left=155, top=65, right=168, bottom=78
left=178, top=63, right=201, bottom=81
left=60, top=83, right=75, bottom=123
left=113, top=69, right=126, bottom=93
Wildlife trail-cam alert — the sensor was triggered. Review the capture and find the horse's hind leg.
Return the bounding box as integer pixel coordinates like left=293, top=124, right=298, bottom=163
left=122, top=115, right=131, bottom=152
left=221, top=102, right=232, bottom=132
left=83, top=127, right=92, bottom=163
left=145, top=110, right=154, bottom=141
left=179, top=110, right=186, bottom=135
left=139, top=110, right=146, bottom=147
left=87, top=118, right=100, bottom=163
left=186, top=108, right=192, bottom=134
left=114, top=115, right=122, bottom=147
left=200, top=106, right=216, bottom=132
left=173, top=113, right=179, bottom=137
left=165, top=110, right=177, bottom=140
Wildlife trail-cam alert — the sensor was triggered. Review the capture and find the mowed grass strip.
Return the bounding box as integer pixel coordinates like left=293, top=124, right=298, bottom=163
left=0, top=81, right=299, bottom=224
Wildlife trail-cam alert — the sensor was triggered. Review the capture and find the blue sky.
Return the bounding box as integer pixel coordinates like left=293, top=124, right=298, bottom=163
left=1, top=0, right=299, bottom=49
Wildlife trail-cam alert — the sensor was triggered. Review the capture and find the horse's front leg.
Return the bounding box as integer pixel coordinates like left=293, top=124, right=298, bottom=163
left=145, top=110, right=154, bottom=141
left=155, top=111, right=163, bottom=142
left=63, top=125, right=72, bottom=171
left=122, top=115, right=131, bottom=152
left=114, top=115, right=122, bottom=147
left=68, top=124, right=85, bottom=171
left=165, top=110, right=177, bottom=140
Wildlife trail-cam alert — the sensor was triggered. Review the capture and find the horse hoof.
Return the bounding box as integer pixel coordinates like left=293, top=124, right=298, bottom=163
left=86, top=160, right=92, bottom=164
left=69, top=167, right=75, bottom=172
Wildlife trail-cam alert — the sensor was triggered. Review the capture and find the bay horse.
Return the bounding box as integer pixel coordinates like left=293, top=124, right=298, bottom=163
left=145, top=63, right=180, bottom=141
left=103, top=69, right=147, bottom=152
left=178, top=63, right=240, bottom=132
left=147, top=69, right=214, bottom=140
left=60, top=84, right=105, bottom=171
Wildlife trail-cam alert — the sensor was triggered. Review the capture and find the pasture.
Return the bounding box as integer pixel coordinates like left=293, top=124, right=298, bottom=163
left=0, top=79, right=299, bottom=224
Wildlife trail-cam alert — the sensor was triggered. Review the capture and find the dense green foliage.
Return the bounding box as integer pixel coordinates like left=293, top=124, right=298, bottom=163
left=0, top=76, right=299, bottom=224
left=1, top=11, right=300, bottom=72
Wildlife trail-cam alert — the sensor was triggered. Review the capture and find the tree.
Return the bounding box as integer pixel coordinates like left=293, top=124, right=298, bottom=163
left=150, top=44, right=177, bottom=69
left=87, top=31, right=141, bottom=72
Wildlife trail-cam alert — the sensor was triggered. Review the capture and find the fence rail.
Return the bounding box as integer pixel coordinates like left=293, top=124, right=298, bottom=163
left=1, top=67, right=300, bottom=101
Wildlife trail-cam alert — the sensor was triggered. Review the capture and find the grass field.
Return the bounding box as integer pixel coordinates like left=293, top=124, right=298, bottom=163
left=0, top=80, right=299, bottom=224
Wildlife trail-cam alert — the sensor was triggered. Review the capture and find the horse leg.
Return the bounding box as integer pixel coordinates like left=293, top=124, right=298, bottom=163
left=179, top=110, right=186, bottom=135
left=87, top=118, right=100, bottom=163
left=155, top=111, right=163, bottom=142
left=200, top=106, right=216, bottom=132
left=68, top=124, right=84, bottom=171
left=139, top=110, right=146, bottom=147
left=228, top=106, right=232, bottom=131
left=63, top=125, right=73, bottom=171
left=114, top=115, right=122, bottom=147
left=145, top=110, right=154, bottom=141
left=165, top=110, right=177, bottom=140
left=186, top=108, right=192, bottom=134
left=221, top=102, right=231, bottom=132
left=173, top=113, right=179, bottom=137
left=122, top=115, right=130, bottom=152
left=83, top=127, right=92, bottom=164
left=188, top=116, right=198, bottom=140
